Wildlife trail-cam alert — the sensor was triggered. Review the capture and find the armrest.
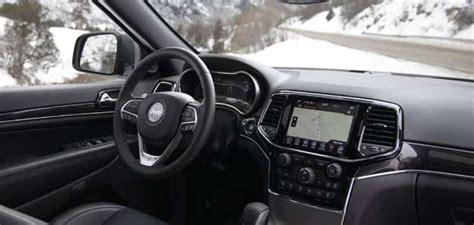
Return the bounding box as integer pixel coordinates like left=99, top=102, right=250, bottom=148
left=0, top=205, right=48, bottom=225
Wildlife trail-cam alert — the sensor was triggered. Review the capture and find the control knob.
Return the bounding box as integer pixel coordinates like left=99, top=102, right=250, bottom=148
left=298, top=167, right=316, bottom=184
left=326, top=163, right=343, bottom=178
left=276, top=153, right=292, bottom=167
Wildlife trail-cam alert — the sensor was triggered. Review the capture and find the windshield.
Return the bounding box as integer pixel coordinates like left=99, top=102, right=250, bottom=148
left=149, top=0, right=473, bottom=80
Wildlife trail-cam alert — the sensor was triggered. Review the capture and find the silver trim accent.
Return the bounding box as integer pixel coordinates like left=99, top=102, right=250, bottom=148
left=153, top=81, right=177, bottom=93
left=120, top=99, right=142, bottom=119
left=355, top=169, right=474, bottom=181
left=340, top=178, right=356, bottom=225
left=176, top=69, right=261, bottom=115
left=0, top=111, right=113, bottom=125
left=257, top=90, right=403, bottom=163
left=138, top=134, right=161, bottom=166
left=405, top=141, right=474, bottom=154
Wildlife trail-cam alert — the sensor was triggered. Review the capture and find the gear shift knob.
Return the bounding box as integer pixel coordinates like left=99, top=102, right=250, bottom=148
left=240, top=202, right=269, bottom=225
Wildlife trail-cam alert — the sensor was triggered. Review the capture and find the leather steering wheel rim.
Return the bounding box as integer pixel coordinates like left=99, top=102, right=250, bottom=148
left=113, top=47, right=215, bottom=178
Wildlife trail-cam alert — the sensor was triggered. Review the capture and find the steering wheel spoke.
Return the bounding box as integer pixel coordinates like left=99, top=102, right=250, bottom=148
left=138, top=132, right=183, bottom=167
left=120, top=99, right=143, bottom=124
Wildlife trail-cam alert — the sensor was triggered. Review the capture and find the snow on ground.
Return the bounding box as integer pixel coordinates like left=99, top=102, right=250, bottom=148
left=294, top=0, right=474, bottom=40
left=241, top=35, right=473, bottom=80
left=33, top=27, right=88, bottom=84
left=0, top=68, right=17, bottom=86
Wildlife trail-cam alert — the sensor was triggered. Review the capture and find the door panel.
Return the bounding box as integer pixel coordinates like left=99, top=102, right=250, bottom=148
left=0, top=81, right=123, bottom=211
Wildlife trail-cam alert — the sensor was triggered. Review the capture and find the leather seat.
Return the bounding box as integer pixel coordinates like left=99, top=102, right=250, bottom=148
left=51, top=202, right=169, bottom=225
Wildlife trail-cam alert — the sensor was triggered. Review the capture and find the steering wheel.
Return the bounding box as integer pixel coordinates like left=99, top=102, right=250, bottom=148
left=113, top=47, right=215, bottom=178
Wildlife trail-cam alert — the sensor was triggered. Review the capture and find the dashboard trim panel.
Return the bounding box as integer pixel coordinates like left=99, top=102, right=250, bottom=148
left=257, top=90, right=403, bottom=163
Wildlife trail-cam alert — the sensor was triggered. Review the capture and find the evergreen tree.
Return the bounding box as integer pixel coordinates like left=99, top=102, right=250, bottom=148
left=212, top=19, right=225, bottom=53
left=1, top=0, right=59, bottom=85
left=70, top=0, right=92, bottom=30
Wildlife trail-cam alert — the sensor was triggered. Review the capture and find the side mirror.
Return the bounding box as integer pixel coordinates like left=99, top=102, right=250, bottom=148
left=72, top=32, right=136, bottom=75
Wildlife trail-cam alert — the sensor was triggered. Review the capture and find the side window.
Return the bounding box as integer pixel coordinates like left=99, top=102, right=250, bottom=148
left=0, top=0, right=122, bottom=87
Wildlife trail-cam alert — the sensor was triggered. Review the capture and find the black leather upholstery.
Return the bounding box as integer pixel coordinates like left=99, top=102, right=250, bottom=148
left=51, top=202, right=169, bottom=225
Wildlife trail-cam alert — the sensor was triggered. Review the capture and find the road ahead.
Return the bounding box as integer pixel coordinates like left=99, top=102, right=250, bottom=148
left=284, top=28, right=474, bottom=75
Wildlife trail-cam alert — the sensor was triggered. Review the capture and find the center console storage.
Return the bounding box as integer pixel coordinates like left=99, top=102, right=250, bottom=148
left=258, top=91, right=402, bottom=210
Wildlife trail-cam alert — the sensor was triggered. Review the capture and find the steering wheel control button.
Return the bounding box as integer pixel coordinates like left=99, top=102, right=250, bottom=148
left=326, top=163, right=343, bottom=178
left=181, top=124, right=195, bottom=133
left=180, top=106, right=197, bottom=134
left=147, top=102, right=165, bottom=123
left=181, top=107, right=196, bottom=122
left=298, top=167, right=316, bottom=184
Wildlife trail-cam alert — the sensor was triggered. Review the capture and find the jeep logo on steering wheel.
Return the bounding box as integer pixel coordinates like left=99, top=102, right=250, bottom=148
left=148, top=102, right=165, bottom=123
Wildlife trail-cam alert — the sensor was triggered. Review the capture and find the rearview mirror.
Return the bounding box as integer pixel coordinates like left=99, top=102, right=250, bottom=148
left=73, top=32, right=136, bottom=75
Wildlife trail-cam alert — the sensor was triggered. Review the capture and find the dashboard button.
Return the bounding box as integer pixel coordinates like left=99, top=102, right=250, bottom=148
left=298, top=167, right=316, bottom=184
left=276, top=153, right=292, bottom=167
left=332, top=182, right=341, bottom=190
left=313, top=189, right=324, bottom=198
left=285, top=136, right=293, bottom=144
left=294, top=138, right=301, bottom=146
left=336, top=145, right=345, bottom=155
left=318, top=142, right=327, bottom=151
left=328, top=144, right=336, bottom=153
left=242, top=119, right=257, bottom=135
left=326, top=163, right=343, bottom=178
left=325, top=191, right=336, bottom=200
left=302, top=139, right=309, bottom=148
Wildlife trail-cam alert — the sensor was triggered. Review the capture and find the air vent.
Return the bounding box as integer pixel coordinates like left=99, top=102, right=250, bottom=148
left=359, top=105, right=399, bottom=156
left=153, top=81, right=174, bottom=93
left=260, top=95, right=287, bottom=139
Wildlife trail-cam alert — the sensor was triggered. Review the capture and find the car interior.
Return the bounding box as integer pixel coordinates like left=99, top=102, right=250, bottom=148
left=0, top=0, right=473, bottom=225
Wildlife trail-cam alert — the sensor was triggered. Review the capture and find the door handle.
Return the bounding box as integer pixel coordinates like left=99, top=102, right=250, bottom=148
left=97, top=92, right=117, bottom=108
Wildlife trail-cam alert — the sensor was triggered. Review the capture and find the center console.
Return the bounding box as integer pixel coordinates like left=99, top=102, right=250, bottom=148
left=258, top=91, right=402, bottom=211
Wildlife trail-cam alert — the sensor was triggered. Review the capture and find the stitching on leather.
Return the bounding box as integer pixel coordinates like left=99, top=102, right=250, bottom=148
left=62, top=205, right=124, bottom=225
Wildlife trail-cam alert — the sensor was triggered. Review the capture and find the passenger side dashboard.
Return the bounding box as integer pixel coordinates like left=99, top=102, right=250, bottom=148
left=192, top=55, right=474, bottom=225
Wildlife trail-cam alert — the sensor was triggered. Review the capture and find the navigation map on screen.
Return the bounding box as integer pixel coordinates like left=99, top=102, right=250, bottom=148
left=286, top=107, right=353, bottom=143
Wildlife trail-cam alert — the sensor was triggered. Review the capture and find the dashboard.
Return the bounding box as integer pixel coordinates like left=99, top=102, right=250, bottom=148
left=150, top=54, right=474, bottom=225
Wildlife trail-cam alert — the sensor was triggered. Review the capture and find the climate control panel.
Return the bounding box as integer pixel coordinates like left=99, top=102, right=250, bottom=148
left=270, top=151, right=354, bottom=210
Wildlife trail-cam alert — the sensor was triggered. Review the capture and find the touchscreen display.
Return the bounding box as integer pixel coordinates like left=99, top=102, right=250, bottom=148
left=285, top=100, right=356, bottom=155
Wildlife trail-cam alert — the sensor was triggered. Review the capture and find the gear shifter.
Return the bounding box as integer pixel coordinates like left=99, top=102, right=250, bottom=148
left=240, top=202, right=269, bottom=225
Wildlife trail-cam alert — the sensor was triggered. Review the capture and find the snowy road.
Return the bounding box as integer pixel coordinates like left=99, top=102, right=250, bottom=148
left=284, top=28, right=474, bottom=75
